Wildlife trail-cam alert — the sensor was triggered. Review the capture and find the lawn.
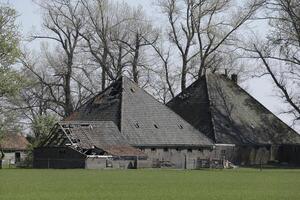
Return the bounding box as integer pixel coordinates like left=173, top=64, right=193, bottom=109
left=0, top=168, right=299, bottom=200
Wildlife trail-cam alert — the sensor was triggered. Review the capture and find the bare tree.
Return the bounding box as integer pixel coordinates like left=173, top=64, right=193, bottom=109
left=80, top=0, right=159, bottom=86
left=158, top=0, right=263, bottom=91
left=250, top=0, right=300, bottom=122
left=119, top=7, right=159, bottom=84
left=80, top=0, right=118, bottom=90
left=32, top=0, right=85, bottom=117
left=149, top=39, right=176, bottom=98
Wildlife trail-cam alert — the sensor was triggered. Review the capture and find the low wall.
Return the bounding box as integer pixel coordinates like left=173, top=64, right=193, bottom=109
left=85, top=157, right=152, bottom=169
left=141, top=147, right=213, bottom=169
left=213, top=145, right=271, bottom=165
left=213, top=144, right=300, bottom=166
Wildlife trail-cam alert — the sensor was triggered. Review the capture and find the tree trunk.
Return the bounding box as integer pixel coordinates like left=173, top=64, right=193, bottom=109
left=64, top=60, right=74, bottom=117
left=0, top=149, right=4, bottom=169
left=132, top=34, right=140, bottom=84
left=101, top=48, right=108, bottom=91
left=116, top=46, right=123, bottom=78
left=198, top=63, right=204, bottom=78
left=164, top=62, right=174, bottom=98
left=181, top=57, right=187, bottom=91
left=101, top=68, right=106, bottom=91
left=198, top=56, right=207, bottom=78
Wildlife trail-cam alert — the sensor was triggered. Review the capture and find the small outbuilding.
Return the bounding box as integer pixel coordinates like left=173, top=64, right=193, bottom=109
left=0, top=133, right=29, bottom=167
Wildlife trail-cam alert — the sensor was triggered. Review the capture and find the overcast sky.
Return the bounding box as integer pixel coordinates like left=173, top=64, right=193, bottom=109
left=6, top=0, right=299, bottom=131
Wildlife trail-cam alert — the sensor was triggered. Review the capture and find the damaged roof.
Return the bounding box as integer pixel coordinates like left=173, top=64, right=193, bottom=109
left=45, top=121, right=144, bottom=157
left=0, top=133, right=29, bottom=151
left=64, top=77, right=213, bottom=147
left=167, top=73, right=300, bottom=145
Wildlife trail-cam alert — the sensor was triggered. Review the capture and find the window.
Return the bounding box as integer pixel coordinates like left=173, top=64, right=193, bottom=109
left=154, top=124, right=159, bottom=129
left=198, top=148, right=203, bottom=152
left=187, top=149, right=192, bottom=153
left=140, top=148, right=145, bottom=152
left=221, top=150, right=226, bottom=155
left=176, top=148, right=181, bottom=152
left=163, top=148, right=169, bottom=152
left=151, top=148, right=156, bottom=152
left=135, top=123, right=140, bottom=128
left=15, top=152, right=21, bottom=163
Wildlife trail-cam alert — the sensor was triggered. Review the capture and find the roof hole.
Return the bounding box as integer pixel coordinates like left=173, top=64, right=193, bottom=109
left=178, top=124, right=183, bottom=129
left=135, top=123, right=140, bottom=128
left=80, top=124, right=90, bottom=127
left=130, top=88, right=135, bottom=93
left=154, top=124, right=159, bottom=129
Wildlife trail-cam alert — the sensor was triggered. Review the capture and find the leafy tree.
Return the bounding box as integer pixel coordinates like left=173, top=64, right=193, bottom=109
left=31, top=114, right=57, bottom=146
left=0, top=4, right=21, bottom=166
left=0, top=3, right=21, bottom=97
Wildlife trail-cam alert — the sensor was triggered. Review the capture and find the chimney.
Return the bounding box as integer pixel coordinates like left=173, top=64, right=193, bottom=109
left=231, top=74, right=238, bottom=83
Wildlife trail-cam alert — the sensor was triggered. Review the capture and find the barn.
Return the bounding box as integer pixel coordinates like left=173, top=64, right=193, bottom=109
left=167, top=73, right=300, bottom=166
left=0, top=133, right=29, bottom=168
left=34, top=77, right=215, bottom=169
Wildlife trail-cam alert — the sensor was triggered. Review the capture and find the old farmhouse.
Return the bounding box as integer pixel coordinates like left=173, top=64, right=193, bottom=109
left=167, top=73, right=300, bottom=166
left=34, top=77, right=214, bottom=169
left=0, top=133, right=29, bottom=167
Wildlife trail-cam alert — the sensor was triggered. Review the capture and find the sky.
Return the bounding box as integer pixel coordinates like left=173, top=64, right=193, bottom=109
left=5, top=0, right=299, bottom=131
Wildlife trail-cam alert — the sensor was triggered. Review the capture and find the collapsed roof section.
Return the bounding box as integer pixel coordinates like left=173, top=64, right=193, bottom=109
left=167, top=73, right=300, bottom=145
left=64, top=76, right=214, bottom=147
left=43, top=121, right=144, bottom=157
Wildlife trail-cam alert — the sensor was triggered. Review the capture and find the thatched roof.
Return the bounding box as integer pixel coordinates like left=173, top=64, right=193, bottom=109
left=0, top=133, right=29, bottom=151
left=167, top=73, right=300, bottom=145
left=64, top=77, right=213, bottom=147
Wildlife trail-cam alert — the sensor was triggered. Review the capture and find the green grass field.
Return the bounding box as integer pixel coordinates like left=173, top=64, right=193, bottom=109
left=0, top=168, right=300, bottom=200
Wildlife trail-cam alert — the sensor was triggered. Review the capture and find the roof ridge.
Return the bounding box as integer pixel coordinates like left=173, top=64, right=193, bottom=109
left=204, top=73, right=218, bottom=142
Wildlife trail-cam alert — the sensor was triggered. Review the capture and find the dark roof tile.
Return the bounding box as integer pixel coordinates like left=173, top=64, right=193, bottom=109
left=168, top=73, right=300, bottom=145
